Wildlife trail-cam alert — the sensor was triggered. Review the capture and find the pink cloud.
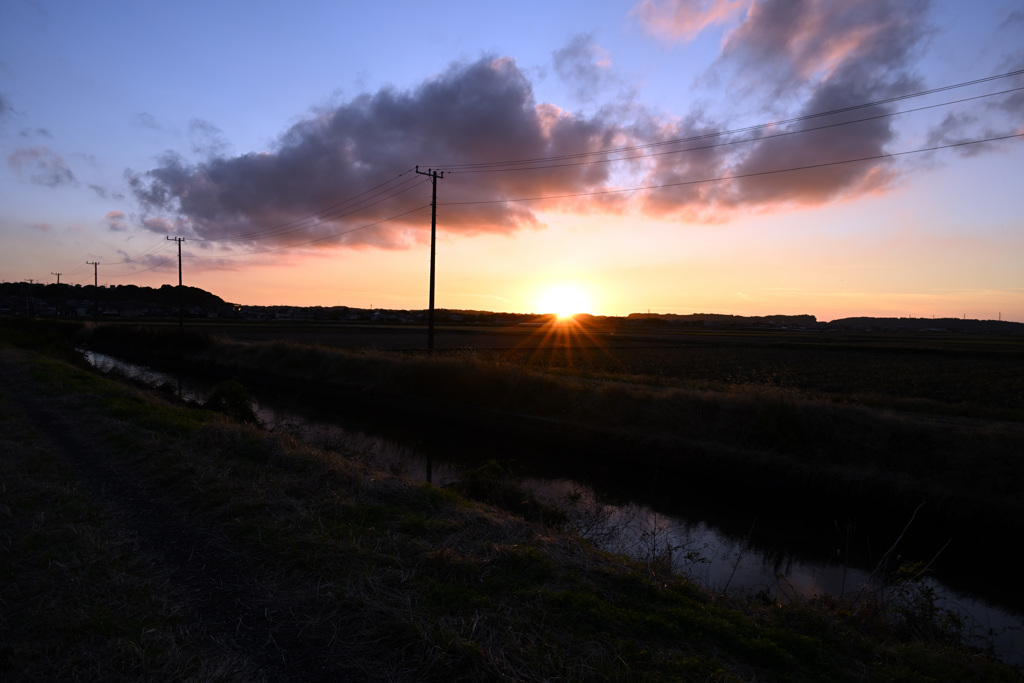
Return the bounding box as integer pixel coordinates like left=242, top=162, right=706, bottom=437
left=717, top=0, right=929, bottom=95
left=104, top=210, right=128, bottom=232
left=635, top=0, right=748, bottom=41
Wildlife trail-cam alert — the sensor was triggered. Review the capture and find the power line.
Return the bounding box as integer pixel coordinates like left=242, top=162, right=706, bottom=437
left=166, top=205, right=431, bottom=260
left=94, top=206, right=428, bottom=279
left=117, top=71, right=1024, bottom=257
left=436, top=68, right=1024, bottom=173
left=61, top=262, right=91, bottom=277
left=449, top=86, right=1024, bottom=175
left=71, top=70, right=1024, bottom=278
left=208, top=176, right=427, bottom=244
left=88, top=192, right=430, bottom=274
left=190, top=169, right=422, bottom=243
left=99, top=237, right=174, bottom=266
left=438, top=132, right=1024, bottom=207
left=207, top=204, right=432, bottom=258
left=103, top=255, right=177, bottom=278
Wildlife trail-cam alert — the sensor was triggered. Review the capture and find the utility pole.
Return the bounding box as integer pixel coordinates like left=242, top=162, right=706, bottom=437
left=50, top=273, right=63, bottom=316
left=25, top=279, right=34, bottom=318
left=167, top=236, right=185, bottom=330
left=415, top=166, right=444, bottom=350
left=86, top=261, right=99, bottom=320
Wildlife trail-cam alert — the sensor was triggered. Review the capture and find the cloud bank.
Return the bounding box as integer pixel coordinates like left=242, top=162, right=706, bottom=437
left=129, top=57, right=628, bottom=249
left=128, top=0, right=1013, bottom=252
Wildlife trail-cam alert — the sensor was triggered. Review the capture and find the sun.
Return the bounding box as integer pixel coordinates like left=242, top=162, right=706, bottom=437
left=536, top=284, right=593, bottom=320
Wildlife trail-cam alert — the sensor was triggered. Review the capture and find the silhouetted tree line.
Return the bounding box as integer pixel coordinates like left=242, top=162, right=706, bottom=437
left=0, top=282, right=229, bottom=318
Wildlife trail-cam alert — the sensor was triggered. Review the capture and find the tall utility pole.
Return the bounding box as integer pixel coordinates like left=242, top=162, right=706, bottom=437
left=167, top=236, right=185, bottom=330
left=51, top=272, right=61, bottom=284
left=415, top=166, right=443, bottom=350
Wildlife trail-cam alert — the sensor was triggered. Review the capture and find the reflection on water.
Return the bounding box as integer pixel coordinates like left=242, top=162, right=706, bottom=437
left=524, top=476, right=872, bottom=596
left=82, top=350, right=198, bottom=400
left=81, top=349, right=1023, bottom=665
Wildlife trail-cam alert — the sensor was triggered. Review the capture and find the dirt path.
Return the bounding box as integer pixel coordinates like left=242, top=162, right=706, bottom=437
left=0, top=354, right=365, bottom=682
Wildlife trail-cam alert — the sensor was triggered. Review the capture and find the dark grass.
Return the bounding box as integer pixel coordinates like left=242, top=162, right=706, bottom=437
left=2, top=344, right=1020, bottom=680
left=0, top=368, right=260, bottom=681
left=2, top=319, right=1023, bottom=680
left=165, top=318, right=1024, bottom=420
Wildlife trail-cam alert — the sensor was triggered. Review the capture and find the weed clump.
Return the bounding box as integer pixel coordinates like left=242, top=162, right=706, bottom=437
left=446, top=460, right=564, bottom=524
left=202, top=379, right=260, bottom=425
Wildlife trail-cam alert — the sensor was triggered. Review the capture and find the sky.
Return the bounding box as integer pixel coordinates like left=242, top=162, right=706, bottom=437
left=1, top=0, right=1022, bottom=321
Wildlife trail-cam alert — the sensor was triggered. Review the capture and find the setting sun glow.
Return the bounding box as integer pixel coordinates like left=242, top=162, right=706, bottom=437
left=3, top=3, right=1023, bottom=325
left=536, top=285, right=592, bottom=319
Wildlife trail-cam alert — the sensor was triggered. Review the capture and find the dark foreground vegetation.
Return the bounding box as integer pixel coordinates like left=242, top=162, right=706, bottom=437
left=2, top=318, right=1022, bottom=681
left=83, top=319, right=1024, bottom=548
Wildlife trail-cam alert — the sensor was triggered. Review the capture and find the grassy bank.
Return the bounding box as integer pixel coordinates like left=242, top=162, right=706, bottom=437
left=1, top=320, right=1020, bottom=680
left=80, top=322, right=1024, bottom=543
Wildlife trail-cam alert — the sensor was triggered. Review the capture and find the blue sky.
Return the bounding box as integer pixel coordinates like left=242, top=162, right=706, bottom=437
left=2, top=0, right=1022, bottom=320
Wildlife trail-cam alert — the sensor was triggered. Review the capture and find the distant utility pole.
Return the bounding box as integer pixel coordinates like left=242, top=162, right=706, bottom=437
left=167, top=236, right=185, bottom=330
left=51, top=272, right=61, bottom=284
left=415, top=166, right=444, bottom=350
left=86, top=261, right=99, bottom=319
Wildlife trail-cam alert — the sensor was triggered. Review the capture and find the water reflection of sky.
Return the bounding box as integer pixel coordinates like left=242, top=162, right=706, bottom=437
left=81, top=350, right=206, bottom=403
left=81, top=349, right=1023, bottom=666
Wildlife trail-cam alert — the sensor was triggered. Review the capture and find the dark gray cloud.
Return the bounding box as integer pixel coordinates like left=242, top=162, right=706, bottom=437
left=716, top=0, right=930, bottom=99
left=0, top=92, right=19, bottom=135
left=925, top=10, right=1024, bottom=153
left=135, top=112, right=166, bottom=131
left=924, top=89, right=1024, bottom=158
left=641, top=0, right=930, bottom=213
left=189, top=118, right=230, bottom=158
left=88, top=183, right=125, bottom=200
left=129, top=57, right=628, bottom=248
left=1002, top=9, right=1024, bottom=30
left=20, top=127, right=52, bottom=138
left=552, top=34, right=615, bottom=104
left=8, top=146, right=76, bottom=187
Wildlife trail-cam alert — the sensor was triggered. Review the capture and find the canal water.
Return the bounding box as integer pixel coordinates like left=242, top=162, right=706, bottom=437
left=81, top=349, right=1023, bottom=665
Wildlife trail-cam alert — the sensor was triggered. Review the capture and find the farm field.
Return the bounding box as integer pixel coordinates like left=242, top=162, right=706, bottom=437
left=144, top=318, right=1024, bottom=421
